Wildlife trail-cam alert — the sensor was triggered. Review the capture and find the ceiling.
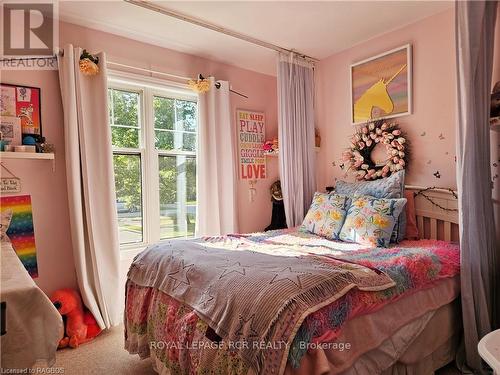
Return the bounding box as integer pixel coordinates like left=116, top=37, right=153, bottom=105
left=58, top=1, right=453, bottom=76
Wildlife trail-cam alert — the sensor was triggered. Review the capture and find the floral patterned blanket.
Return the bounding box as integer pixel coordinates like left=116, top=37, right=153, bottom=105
left=125, top=228, right=460, bottom=375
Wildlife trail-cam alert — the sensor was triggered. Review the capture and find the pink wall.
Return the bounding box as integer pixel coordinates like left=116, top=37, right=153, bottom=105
left=1, top=21, right=278, bottom=294
left=0, top=70, right=77, bottom=294
left=315, top=10, right=457, bottom=191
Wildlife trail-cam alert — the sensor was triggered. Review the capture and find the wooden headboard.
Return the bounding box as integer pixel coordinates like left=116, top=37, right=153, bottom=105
left=405, top=185, right=459, bottom=242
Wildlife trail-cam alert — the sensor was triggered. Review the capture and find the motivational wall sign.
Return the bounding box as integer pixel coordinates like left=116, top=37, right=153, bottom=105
left=237, top=109, right=266, bottom=179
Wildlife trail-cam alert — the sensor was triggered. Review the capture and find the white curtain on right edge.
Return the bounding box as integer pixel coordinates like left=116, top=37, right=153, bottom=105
left=196, top=77, right=239, bottom=236
left=278, top=53, right=316, bottom=227
left=455, top=1, right=499, bottom=372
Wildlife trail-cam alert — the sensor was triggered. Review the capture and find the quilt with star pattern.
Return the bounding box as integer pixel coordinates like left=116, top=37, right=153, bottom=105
left=124, top=228, right=460, bottom=375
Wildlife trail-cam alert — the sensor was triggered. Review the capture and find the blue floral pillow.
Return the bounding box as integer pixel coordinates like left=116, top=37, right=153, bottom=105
left=301, top=193, right=350, bottom=240
left=339, top=195, right=407, bottom=247
left=335, top=170, right=406, bottom=242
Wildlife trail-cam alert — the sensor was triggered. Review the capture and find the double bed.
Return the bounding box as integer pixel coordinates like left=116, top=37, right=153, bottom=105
left=124, top=186, right=461, bottom=375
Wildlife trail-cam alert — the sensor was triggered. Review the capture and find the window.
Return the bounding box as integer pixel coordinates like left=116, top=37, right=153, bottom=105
left=108, top=76, right=197, bottom=249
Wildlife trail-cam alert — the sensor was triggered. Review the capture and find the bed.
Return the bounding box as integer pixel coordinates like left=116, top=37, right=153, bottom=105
left=124, top=186, right=460, bottom=375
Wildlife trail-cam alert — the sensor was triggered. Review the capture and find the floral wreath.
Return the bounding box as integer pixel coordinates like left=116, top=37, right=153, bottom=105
left=341, top=120, right=410, bottom=180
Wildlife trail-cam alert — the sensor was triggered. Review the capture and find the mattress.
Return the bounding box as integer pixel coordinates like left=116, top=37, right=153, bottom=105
left=284, top=277, right=460, bottom=375
left=124, top=228, right=460, bottom=374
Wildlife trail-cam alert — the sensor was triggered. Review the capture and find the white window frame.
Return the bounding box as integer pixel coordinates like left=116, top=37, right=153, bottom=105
left=108, top=70, right=198, bottom=259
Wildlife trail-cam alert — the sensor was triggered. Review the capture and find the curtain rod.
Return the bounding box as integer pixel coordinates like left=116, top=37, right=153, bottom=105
left=0, top=56, right=248, bottom=98
left=123, top=0, right=319, bottom=63
left=108, top=61, right=248, bottom=98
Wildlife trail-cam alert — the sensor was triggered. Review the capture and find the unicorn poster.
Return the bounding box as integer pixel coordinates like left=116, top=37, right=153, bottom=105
left=350, top=44, right=412, bottom=125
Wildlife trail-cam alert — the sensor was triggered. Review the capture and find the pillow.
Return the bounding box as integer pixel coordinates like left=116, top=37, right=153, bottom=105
left=301, top=193, right=350, bottom=240
left=335, top=170, right=406, bottom=243
left=1, top=210, right=13, bottom=244
left=404, top=190, right=419, bottom=240
left=339, top=195, right=407, bottom=247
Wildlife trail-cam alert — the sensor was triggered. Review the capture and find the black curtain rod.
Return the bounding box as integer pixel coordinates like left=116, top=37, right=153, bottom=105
left=229, top=89, right=248, bottom=99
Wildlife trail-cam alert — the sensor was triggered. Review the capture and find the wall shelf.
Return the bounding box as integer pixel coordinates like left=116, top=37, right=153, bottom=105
left=0, top=152, right=55, bottom=171
left=0, top=152, right=54, bottom=160
left=264, top=147, right=320, bottom=157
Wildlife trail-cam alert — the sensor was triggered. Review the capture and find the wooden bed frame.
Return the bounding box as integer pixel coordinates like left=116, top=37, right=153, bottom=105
left=406, top=185, right=459, bottom=242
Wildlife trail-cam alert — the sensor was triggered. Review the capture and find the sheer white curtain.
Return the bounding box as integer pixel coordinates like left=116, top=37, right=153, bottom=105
left=455, top=2, right=499, bottom=372
left=277, top=53, right=316, bottom=227
left=196, top=78, right=238, bottom=236
left=57, top=44, right=120, bottom=329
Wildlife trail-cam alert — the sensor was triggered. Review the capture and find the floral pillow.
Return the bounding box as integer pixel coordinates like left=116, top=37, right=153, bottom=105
left=335, top=170, right=406, bottom=243
left=339, top=195, right=407, bottom=247
left=301, top=193, right=350, bottom=240
left=1, top=210, right=13, bottom=244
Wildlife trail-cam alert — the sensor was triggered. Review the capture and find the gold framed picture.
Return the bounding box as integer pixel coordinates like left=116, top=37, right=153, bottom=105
left=350, top=44, right=412, bottom=125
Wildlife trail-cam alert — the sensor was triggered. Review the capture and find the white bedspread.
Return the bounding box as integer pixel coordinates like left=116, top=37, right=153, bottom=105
left=0, top=242, right=63, bottom=369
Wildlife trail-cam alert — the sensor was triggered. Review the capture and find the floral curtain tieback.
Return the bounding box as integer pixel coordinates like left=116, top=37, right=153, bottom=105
left=188, top=74, right=211, bottom=93
left=79, top=49, right=99, bottom=76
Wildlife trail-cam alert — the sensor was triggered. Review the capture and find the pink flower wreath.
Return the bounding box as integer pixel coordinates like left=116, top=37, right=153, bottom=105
left=341, top=120, right=410, bottom=181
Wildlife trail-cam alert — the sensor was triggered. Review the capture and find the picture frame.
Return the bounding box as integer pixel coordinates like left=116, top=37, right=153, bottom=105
left=350, top=44, right=412, bottom=125
left=0, top=116, right=22, bottom=145
left=0, top=83, right=42, bottom=139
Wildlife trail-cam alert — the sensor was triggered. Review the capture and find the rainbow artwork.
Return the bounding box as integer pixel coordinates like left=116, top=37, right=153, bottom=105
left=1, top=195, right=38, bottom=278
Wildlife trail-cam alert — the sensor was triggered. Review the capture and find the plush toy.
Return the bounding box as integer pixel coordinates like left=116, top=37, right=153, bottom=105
left=50, top=288, right=102, bottom=349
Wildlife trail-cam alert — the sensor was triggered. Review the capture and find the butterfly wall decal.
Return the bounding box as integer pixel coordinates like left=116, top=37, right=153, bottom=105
left=433, top=171, right=441, bottom=179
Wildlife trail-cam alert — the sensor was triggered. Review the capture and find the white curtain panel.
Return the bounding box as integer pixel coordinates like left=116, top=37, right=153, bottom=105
left=277, top=53, right=316, bottom=227
left=196, top=78, right=239, bottom=236
left=57, top=45, right=120, bottom=329
left=455, top=2, right=499, bottom=372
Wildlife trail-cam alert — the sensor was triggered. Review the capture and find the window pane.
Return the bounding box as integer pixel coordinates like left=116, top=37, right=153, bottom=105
left=113, top=154, right=143, bottom=245
left=109, top=89, right=139, bottom=127
left=183, top=132, right=196, bottom=151
left=155, top=130, right=174, bottom=150
left=155, top=130, right=196, bottom=152
left=111, top=127, right=139, bottom=149
left=159, top=155, right=196, bottom=239
left=153, top=96, right=175, bottom=130
left=175, top=100, right=197, bottom=132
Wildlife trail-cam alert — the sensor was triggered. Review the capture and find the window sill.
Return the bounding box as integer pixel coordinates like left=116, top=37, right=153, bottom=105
left=120, top=244, right=147, bottom=261
left=119, top=236, right=196, bottom=261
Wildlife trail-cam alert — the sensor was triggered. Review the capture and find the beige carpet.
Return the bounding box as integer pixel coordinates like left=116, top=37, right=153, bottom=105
left=53, top=325, right=155, bottom=375
left=53, top=325, right=460, bottom=374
